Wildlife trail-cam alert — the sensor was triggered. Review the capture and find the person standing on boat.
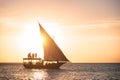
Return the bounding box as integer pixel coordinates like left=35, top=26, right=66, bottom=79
left=28, top=52, right=31, bottom=58
left=35, top=53, right=37, bottom=58
left=28, top=53, right=29, bottom=58
left=32, top=53, right=34, bottom=58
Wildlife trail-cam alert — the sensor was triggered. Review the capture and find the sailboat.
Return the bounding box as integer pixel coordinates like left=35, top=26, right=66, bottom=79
left=23, top=23, right=69, bottom=69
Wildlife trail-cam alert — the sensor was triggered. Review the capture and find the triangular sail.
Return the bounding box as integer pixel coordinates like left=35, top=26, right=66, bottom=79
left=39, top=23, right=69, bottom=61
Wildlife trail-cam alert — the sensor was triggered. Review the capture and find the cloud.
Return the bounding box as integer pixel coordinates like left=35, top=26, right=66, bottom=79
left=60, top=20, right=120, bottom=37
left=108, top=22, right=120, bottom=35
left=0, top=17, right=25, bottom=36
left=0, top=25, right=24, bottom=36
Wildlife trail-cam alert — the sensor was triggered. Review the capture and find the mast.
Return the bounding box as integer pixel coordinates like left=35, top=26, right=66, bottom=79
left=39, top=23, right=69, bottom=61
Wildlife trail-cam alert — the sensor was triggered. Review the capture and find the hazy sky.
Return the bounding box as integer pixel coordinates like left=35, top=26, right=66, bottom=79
left=0, top=0, right=120, bottom=63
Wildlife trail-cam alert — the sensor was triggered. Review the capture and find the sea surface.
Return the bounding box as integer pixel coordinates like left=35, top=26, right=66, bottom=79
left=0, top=63, right=120, bottom=80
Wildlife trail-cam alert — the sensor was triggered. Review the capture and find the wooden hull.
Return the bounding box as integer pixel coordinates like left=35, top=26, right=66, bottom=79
left=23, top=62, right=65, bottom=69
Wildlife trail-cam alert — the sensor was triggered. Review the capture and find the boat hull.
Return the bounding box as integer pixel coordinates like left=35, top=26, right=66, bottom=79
left=23, top=62, right=65, bottom=69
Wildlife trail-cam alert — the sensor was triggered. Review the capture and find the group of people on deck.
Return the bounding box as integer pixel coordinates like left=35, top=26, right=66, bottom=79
left=28, top=53, right=37, bottom=58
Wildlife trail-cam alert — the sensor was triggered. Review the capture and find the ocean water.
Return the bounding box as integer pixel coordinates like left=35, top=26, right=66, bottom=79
left=0, top=63, right=120, bottom=80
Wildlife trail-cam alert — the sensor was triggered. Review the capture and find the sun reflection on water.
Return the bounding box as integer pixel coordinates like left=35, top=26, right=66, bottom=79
left=32, top=70, right=48, bottom=80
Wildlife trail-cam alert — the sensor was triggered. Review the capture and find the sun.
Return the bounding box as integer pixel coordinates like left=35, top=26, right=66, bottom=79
left=16, top=21, right=60, bottom=60
left=17, top=21, right=44, bottom=59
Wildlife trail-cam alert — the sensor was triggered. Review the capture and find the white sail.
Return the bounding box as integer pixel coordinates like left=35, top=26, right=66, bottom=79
left=39, top=23, right=69, bottom=61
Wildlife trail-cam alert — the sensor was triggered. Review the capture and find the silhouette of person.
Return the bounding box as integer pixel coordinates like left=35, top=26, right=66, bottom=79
left=29, top=53, right=31, bottom=58
left=32, top=53, right=34, bottom=58
left=28, top=53, right=31, bottom=58
left=35, top=53, right=37, bottom=58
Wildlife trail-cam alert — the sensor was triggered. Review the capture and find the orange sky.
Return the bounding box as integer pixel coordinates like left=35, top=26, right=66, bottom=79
left=0, top=0, right=120, bottom=63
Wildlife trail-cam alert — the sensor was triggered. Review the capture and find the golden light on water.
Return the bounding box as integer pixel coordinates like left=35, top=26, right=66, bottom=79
left=32, top=71, right=48, bottom=80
